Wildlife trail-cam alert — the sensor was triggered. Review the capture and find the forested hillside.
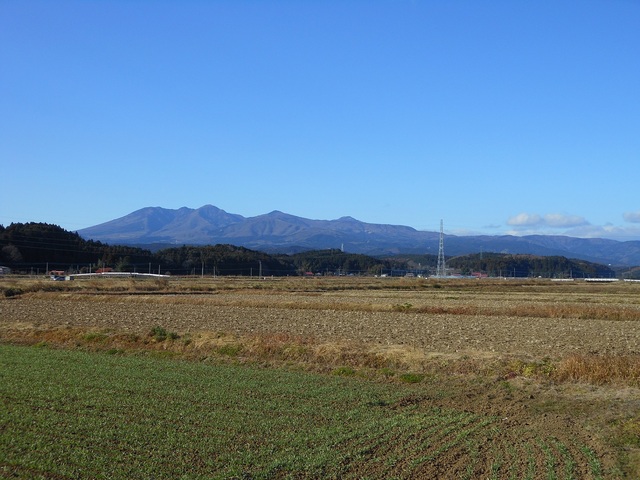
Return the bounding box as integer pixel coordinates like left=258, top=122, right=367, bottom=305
left=154, top=245, right=294, bottom=276
left=447, top=253, right=616, bottom=278
left=0, top=223, right=392, bottom=276
left=0, top=223, right=622, bottom=278
left=0, top=223, right=151, bottom=273
left=283, top=249, right=403, bottom=276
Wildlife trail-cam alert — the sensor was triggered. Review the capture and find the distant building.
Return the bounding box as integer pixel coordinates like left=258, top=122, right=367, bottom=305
left=0, top=266, right=11, bottom=275
left=49, top=270, right=66, bottom=280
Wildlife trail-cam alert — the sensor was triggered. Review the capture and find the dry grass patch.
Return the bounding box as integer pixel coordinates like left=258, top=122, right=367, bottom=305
left=6, top=323, right=639, bottom=388
left=555, top=354, right=640, bottom=386
left=28, top=289, right=640, bottom=322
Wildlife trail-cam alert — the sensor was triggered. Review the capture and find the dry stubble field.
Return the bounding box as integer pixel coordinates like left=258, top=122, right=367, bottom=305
left=2, top=275, right=640, bottom=477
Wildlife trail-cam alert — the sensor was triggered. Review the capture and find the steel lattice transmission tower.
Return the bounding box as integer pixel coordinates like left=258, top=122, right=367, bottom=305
left=436, top=219, right=446, bottom=277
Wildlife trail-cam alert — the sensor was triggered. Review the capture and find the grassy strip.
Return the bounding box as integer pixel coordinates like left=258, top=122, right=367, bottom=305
left=3, top=323, right=640, bottom=387
left=0, top=344, right=606, bottom=479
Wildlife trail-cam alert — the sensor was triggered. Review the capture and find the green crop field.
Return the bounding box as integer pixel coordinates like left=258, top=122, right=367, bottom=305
left=1, top=344, right=606, bottom=479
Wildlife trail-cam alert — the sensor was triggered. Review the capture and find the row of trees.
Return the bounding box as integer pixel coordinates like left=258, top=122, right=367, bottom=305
left=0, top=223, right=152, bottom=272
left=447, top=253, right=616, bottom=279
left=154, top=245, right=294, bottom=276
left=0, top=223, right=398, bottom=276
left=281, top=249, right=400, bottom=276
left=0, top=222, right=620, bottom=278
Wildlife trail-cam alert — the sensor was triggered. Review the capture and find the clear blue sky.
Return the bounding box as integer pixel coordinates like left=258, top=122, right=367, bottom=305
left=2, top=0, right=639, bottom=240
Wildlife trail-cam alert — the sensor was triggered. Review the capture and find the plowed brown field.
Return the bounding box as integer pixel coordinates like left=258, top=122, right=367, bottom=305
left=2, top=276, right=639, bottom=478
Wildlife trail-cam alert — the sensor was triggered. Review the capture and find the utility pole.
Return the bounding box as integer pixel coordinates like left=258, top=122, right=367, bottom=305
left=436, top=220, right=446, bottom=278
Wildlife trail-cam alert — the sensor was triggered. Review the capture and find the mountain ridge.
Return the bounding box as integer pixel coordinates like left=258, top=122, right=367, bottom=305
left=77, top=205, right=640, bottom=266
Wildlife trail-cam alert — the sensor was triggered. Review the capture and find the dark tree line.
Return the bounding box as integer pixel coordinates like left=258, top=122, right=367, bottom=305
left=447, top=253, right=616, bottom=278
left=281, top=249, right=401, bottom=275
left=0, top=223, right=152, bottom=272
left=155, top=245, right=294, bottom=276
left=0, top=223, right=618, bottom=278
left=0, top=223, right=392, bottom=276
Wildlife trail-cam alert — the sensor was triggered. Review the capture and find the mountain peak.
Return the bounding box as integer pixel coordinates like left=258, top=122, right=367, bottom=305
left=76, top=205, right=640, bottom=265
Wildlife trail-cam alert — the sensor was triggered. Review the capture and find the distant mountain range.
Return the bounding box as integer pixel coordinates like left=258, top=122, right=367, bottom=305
left=77, top=205, right=640, bottom=266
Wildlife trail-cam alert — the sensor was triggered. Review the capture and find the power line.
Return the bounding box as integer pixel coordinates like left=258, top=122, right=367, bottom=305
left=436, top=219, right=446, bottom=278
